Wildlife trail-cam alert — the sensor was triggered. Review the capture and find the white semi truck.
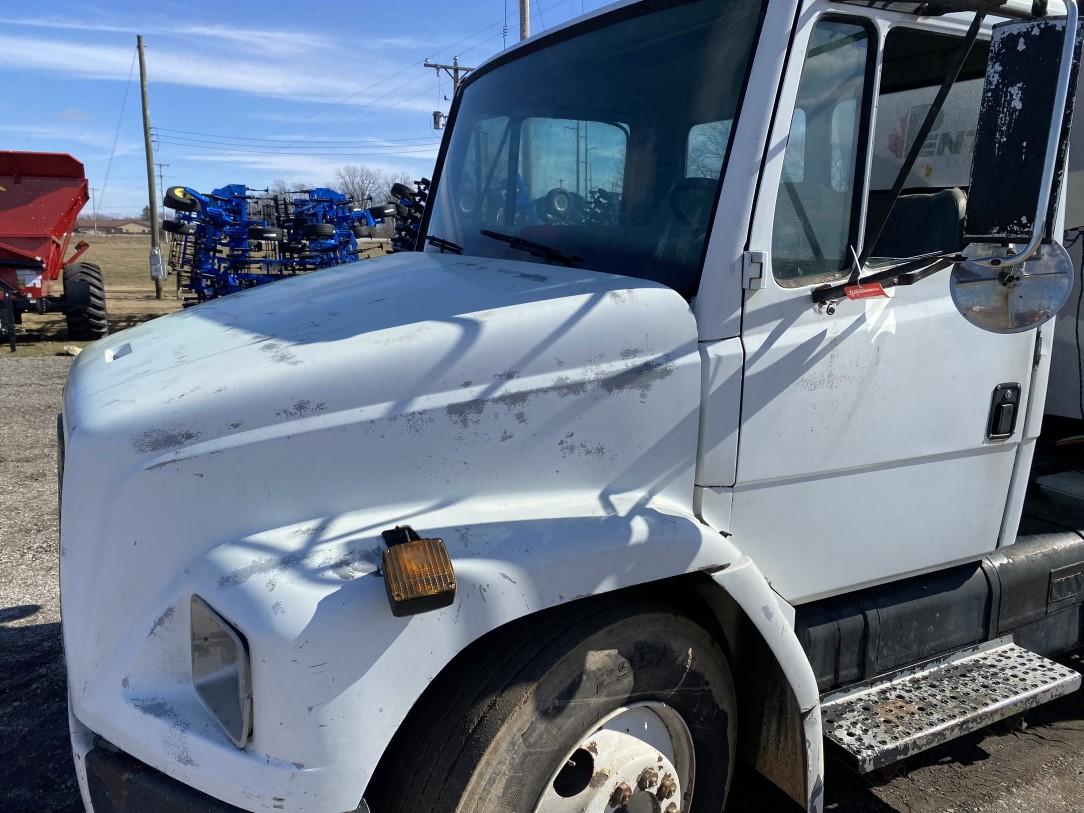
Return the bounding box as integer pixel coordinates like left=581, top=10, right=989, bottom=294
left=59, top=1, right=1084, bottom=811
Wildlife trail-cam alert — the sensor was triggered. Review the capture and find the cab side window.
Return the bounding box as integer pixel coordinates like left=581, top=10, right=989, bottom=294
left=772, top=19, right=873, bottom=287
left=865, top=27, right=989, bottom=260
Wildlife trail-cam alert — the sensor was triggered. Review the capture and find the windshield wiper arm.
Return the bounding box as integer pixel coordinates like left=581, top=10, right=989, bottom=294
left=426, top=234, right=464, bottom=254
left=811, top=251, right=961, bottom=304
left=480, top=229, right=582, bottom=267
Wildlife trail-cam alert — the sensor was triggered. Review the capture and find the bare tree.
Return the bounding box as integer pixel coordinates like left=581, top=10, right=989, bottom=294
left=335, top=165, right=386, bottom=207
left=269, top=178, right=293, bottom=197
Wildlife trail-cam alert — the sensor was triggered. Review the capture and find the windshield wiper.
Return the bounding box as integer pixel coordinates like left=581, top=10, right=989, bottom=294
left=426, top=234, right=464, bottom=254
left=480, top=229, right=582, bottom=267
left=811, top=251, right=961, bottom=305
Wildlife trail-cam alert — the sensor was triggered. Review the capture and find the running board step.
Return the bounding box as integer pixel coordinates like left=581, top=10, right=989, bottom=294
left=821, top=639, right=1080, bottom=773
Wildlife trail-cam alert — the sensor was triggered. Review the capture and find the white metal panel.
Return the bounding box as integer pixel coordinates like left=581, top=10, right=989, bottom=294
left=732, top=3, right=1037, bottom=603
left=695, top=338, right=745, bottom=486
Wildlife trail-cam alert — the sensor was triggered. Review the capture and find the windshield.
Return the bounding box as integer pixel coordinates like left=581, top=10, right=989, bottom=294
left=424, top=0, right=765, bottom=298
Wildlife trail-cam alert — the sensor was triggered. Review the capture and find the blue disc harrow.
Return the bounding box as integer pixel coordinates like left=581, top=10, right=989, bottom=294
left=162, top=181, right=416, bottom=303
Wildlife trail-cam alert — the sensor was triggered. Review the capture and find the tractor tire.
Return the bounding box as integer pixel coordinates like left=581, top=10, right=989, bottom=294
left=304, top=223, right=336, bottom=239
left=64, top=262, right=109, bottom=341
left=164, top=186, right=200, bottom=212
left=367, top=599, right=737, bottom=813
left=163, top=220, right=196, bottom=235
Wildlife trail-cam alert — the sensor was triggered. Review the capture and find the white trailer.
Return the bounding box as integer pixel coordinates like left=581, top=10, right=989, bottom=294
left=59, top=1, right=1084, bottom=812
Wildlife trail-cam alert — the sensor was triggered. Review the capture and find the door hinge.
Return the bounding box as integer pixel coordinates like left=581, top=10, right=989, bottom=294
left=742, top=250, right=766, bottom=290
left=1033, top=327, right=1044, bottom=367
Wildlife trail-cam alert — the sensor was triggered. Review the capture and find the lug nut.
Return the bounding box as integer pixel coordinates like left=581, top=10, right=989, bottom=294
left=609, top=781, right=632, bottom=808
left=637, top=767, right=659, bottom=790
left=656, top=773, right=677, bottom=800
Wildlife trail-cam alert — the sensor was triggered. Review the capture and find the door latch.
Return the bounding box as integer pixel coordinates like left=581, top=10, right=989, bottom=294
left=987, top=383, right=1021, bottom=440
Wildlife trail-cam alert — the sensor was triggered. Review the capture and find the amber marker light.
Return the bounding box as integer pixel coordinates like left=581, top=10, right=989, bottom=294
left=382, top=536, right=457, bottom=617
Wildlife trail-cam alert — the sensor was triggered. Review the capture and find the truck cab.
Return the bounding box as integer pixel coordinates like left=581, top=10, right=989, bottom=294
left=61, top=1, right=1084, bottom=812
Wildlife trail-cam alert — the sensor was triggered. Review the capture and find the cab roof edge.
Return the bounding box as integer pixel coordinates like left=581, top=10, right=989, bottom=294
left=848, top=0, right=1066, bottom=18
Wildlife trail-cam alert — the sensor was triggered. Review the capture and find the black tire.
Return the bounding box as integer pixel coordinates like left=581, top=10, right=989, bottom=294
left=163, top=220, right=196, bottom=235
left=368, top=600, right=737, bottom=813
left=247, top=225, right=282, bottom=240
left=163, top=186, right=200, bottom=212
left=64, top=262, right=108, bottom=341
left=304, top=222, right=336, bottom=239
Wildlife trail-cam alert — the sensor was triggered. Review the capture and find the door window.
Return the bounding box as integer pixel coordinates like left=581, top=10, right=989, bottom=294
left=771, top=19, right=872, bottom=287
left=865, top=27, right=989, bottom=259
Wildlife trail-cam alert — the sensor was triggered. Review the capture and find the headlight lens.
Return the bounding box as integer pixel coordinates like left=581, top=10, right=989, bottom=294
left=190, top=595, right=252, bottom=748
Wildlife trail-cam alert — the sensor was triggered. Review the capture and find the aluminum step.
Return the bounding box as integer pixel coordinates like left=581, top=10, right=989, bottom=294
left=821, top=639, right=1081, bottom=773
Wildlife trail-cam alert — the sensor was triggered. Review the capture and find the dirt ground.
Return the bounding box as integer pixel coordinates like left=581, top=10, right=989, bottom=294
left=3, top=246, right=1084, bottom=811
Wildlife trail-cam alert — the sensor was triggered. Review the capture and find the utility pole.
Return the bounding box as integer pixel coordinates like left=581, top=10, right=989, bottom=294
left=423, top=56, right=475, bottom=92
left=520, top=0, right=530, bottom=39
left=423, top=56, right=476, bottom=129
left=137, top=35, right=164, bottom=299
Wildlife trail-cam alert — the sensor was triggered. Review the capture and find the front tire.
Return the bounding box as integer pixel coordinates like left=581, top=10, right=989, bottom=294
left=368, top=600, right=737, bottom=813
left=63, top=261, right=108, bottom=341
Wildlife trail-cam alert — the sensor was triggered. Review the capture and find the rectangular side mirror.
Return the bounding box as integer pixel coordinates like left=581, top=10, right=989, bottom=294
left=965, top=15, right=1083, bottom=246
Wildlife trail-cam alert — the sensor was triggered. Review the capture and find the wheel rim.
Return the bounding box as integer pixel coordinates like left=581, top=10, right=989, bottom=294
left=533, top=701, right=695, bottom=813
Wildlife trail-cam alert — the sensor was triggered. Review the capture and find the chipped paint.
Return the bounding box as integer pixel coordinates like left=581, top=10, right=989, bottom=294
left=132, top=428, right=201, bottom=454
left=276, top=400, right=327, bottom=419
left=147, top=606, right=175, bottom=638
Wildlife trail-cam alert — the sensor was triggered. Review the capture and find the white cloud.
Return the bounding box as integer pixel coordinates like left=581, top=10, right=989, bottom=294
left=178, top=149, right=437, bottom=184
left=0, top=14, right=333, bottom=54
left=0, top=34, right=436, bottom=112
left=0, top=123, right=141, bottom=157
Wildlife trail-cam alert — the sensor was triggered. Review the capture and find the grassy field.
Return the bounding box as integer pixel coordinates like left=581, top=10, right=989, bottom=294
left=5, top=234, right=180, bottom=357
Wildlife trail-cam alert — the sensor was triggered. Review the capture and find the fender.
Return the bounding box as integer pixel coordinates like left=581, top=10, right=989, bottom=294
left=711, top=557, right=823, bottom=813
left=74, top=496, right=755, bottom=813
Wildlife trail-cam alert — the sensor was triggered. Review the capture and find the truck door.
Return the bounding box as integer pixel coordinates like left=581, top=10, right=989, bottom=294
left=731, top=13, right=1039, bottom=603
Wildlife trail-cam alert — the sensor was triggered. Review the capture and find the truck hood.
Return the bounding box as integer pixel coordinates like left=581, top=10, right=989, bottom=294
left=59, top=251, right=704, bottom=803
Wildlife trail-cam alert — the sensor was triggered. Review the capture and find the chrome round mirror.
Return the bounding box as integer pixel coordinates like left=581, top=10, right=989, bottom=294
left=950, top=242, right=1076, bottom=334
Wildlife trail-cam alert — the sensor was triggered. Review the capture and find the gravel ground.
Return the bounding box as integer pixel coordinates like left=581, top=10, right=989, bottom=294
left=2, top=355, right=1084, bottom=812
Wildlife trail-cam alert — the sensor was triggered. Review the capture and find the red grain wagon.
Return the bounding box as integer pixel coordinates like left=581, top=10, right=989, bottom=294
left=0, top=151, right=108, bottom=351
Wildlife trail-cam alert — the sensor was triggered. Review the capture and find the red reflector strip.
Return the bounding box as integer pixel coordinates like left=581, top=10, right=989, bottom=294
left=843, top=282, right=888, bottom=300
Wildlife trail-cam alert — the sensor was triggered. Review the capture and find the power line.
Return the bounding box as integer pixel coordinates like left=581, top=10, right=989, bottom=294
left=155, top=0, right=572, bottom=153
left=98, top=49, right=137, bottom=215
left=258, top=5, right=541, bottom=143
left=266, top=0, right=569, bottom=144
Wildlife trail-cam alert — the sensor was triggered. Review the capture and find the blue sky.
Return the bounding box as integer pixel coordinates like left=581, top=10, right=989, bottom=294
left=1, top=0, right=608, bottom=216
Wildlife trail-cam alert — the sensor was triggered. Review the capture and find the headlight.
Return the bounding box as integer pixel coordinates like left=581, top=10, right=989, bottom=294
left=190, top=596, right=252, bottom=748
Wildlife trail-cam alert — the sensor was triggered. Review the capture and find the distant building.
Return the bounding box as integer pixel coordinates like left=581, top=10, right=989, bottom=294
left=105, top=221, right=151, bottom=235
left=74, top=218, right=152, bottom=235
